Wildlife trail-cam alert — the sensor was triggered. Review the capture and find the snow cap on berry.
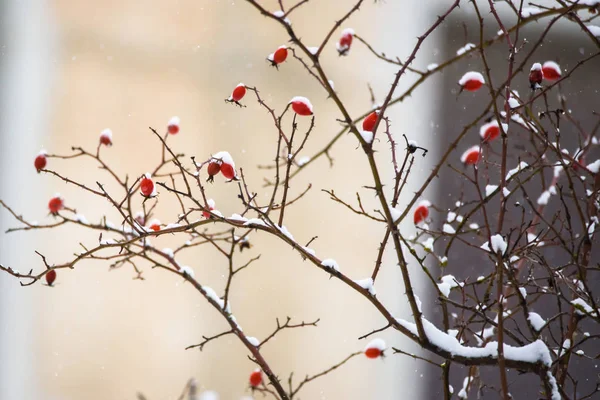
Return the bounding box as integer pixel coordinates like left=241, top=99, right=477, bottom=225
left=100, top=129, right=113, bottom=145
left=289, top=96, right=313, bottom=116
left=336, top=27, right=355, bottom=54
left=212, top=151, right=235, bottom=169
left=458, top=71, right=485, bottom=91
left=542, top=61, right=561, bottom=80
left=460, top=145, right=481, bottom=165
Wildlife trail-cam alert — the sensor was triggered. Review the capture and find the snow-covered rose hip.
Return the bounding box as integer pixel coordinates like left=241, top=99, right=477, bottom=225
left=249, top=369, right=262, bottom=388
left=99, top=129, right=113, bottom=146
left=529, top=63, right=543, bottom=89
left=460, top=145, right=481, bottom=165
left=289, top=96, right=313, bottom=116
left=364, top=338, right=386, bottom=359
left=228, top=83, right=246, bottom=103
left=336, top=28, right=354, bottom=55
left=48, top=195, right=64, bottom=215
left=458, top=71, right=485, bottom=92
left=479, top=120, right=507, bottom=142
left=542, top=61, right=561, bottom=81
left=148, top=219, right=161, bottom=231
left=413, top=200, right=431, bottom=225
left=46, top=269, right=57, bottom=286
left=202, top=199, right=216, bottom=219
left=212, top=151, right=237, bottom=180
left=167, top=116, right=180, bottom=135
left=268, top=45, right=288, bottom=66
left=34, top=150, right=47, bottom=172
left=362, top=110, right=379, bottom=132
left=140, top=174, right=155, bottom=197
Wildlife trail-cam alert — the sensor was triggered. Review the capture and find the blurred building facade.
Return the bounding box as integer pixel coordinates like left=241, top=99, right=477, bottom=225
left=0, top=1, right=444, bottom=399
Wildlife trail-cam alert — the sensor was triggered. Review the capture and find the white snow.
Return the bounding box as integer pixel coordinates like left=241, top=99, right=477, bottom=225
left=307, top=46, right=319, bottom=55
left=396, top=317, right=552, bottom=366
left=244, top=218, right=268, bottom=228
left=427, top=63, right=438, bottom=71
left=297, top=156, right=310, bottom=166
left=438, top=275, right=460, bottom=297
left=229, top=214, right=248, bottom=223
left=469, top=223, right=479, bottom=230
left=162, top=248, right=174, bottom=259
left=168, top=116, right=180, bottom=126
left=246, top=336, right=260, bottom=347
left=531, top=62, right=542, bottom=72
left=490, top=235, right=507, bottom=255
left=458, top=71, right=484, bottom=86
left=389, top=206, right=401, bottom=223
left=521, top=7, right=542, bottom=17
left=528, top=312, right=546, bottom=331
left=202, top=286, right=225, bottom=309
left=365, top=338, right=386, bottom=351
left=272, top=10, right=290, bottom=24
left=180, top=265, right=195, bottom=279
left=321, top=258, right=340, bottom=272
left=587, top=159, right=600, bottom=173
left=443, top=224, right=456, bottom=234
left=506, top=161, right=529, bottom=180
left=518, top=287, right=527, bottom=299
left=586, top=25, right=600, bottom=37
left=276, top=225, right=295, bottom=242
left=354, top=278, right=376, bottom=296
left=485, top=185, right=498, bottom=197
left=537, top=190, right=552, bottom=205
left=212, top=151, right=235, bottom=169
left=456, top=43, right=475, bottom=56
left=447, top=211, right=457, bottom=223
left=360, top=130, right=374, bottom=143
left=571, top=298, right=598, bottom=317
left=422, top=237, right=434, bottom=252
left=302, top=246, right=316, bottom=257
left=75, top=214, right=89, bottom=224
left=503, top=187, right=511, bottom=197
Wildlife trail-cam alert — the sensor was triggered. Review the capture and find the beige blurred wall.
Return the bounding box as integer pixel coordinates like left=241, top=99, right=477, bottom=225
left=1, top=1, right=443, bottom=399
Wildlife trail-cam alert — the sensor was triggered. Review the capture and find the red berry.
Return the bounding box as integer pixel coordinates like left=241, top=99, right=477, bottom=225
left=34, top=153, right=47, bottom=172
left=542, top=61, right=561, bottom=81
left=149, top=220, right=161, bottom=231
left=48, top=196, right=64, bottom=214
left=270, top=46, right=288, bottom=65
left=336, top=28, right=354, bottom=54
left=413, top=201, right=430, bottom=225
left=202, top=199, right=216, bottom=219
left=249, top=369, right=262, bottom=387
left=460, top=146, right=481, bottom=165
left=362, top=111, right=379, bottom=132
left=290, top=96, right=313, bottom=116
left=208, top=162, right=221, bottom=176
left=231, top=84, right=246, bottom=102
left=529, top=63, right=543, bottom=89
left=480, top=121, right=502, bottom=142
left=99, top=129, right=113, bottom=146
left=365, top=347, right=382, bottom=359
left=140, top=177, right=155, bottom=197
left=221, top=163, right=236, bottom=180
left=46, top=269, right=57, bottom=286
left=167, top=116, right=180, bottom=135
left=364, top=338, right=386, bottom=359
left=459, top=72, right=485, bottom=92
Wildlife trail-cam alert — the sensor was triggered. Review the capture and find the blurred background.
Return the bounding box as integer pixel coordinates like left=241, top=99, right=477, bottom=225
left=4, top=0, right=596, bottom=399
left=0, top=0, right=443, bottom=399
